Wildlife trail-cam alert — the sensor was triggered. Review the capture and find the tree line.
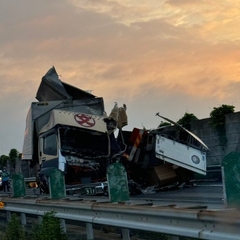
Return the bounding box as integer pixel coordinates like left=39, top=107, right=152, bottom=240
left=0, top=149, right=21, bottom=170
left=159, top=104, right=235, bottom=130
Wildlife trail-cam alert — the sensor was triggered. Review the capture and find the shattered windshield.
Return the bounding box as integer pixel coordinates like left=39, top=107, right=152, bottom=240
left=59, top=127, right=109, bottom=157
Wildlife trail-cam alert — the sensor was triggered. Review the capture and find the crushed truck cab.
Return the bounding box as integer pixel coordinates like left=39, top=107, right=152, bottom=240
left=22, top=67, right=122, bottom=188
left=38, top=110, right=110, bottom=179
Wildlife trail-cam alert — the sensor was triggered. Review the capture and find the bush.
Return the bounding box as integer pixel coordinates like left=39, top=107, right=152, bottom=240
left=32, top=211, right=68, bottom=240
left=4, top=214, right=25, bottom=240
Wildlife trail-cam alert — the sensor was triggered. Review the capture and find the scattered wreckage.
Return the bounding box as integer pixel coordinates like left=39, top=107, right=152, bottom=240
left=22, top=67, right=209, bottom=195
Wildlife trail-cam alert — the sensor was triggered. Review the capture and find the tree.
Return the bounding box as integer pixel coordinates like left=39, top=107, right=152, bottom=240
left=209, top=104, right=235, bottom=149
left=0, top=155, right=9, bottom=168
left=177, top=113, right=198, bottom=130
left=9, top=149, right=19, bottom=169
left=209, top=104, right=235, bottom=129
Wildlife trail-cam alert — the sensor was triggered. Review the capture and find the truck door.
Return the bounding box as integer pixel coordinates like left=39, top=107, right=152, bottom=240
left=39, top=132, right=58, bottom=165
left=155, top=134, right=207, bottom=175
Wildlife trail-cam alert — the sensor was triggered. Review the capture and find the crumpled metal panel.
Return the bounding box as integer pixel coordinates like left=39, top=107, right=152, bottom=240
left=155, top=112, right=209, bottom=151
left=62, top=81, right=95, bottom=100
left=36, top=66, right=95, bottom=101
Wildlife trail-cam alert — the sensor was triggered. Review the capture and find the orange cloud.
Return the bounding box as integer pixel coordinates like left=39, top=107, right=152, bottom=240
left=1, top=0, right=240, bottom=154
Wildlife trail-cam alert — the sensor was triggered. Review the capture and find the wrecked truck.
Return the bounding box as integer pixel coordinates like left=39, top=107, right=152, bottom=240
left=22, top=67, right=127, bottom=193
left=22, top=67, right=209, bottom=195
left=120, top=115, right=209, bottom=191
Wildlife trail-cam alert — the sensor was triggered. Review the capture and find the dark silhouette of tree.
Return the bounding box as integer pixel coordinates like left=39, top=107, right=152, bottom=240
left=177, top=113, right=198, bottom=130
left=209, top=104, right=235, bottom=149
left=209, top=104, right=235, bottom=129
left=0, top=155, right=9, bottom=168
left=9, top=148, right=19, bottom=169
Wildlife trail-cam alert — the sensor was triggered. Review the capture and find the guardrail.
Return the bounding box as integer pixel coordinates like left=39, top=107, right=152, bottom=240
left=0, top=196, right=240, bottom=240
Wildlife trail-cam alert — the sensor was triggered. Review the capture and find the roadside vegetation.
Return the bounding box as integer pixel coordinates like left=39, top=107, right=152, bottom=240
left=2, top=212, right=67, bottom=240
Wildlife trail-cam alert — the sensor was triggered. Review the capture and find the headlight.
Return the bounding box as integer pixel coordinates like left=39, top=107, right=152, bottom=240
left=191, top=155, right=200, bottom=164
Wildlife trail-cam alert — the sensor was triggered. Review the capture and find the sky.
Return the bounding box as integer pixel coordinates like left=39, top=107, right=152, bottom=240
left=0, top=0, right=240, bottom=155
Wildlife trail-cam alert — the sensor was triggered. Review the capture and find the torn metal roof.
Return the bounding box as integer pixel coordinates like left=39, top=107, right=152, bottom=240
left=36, top=66, right=95, bottom=101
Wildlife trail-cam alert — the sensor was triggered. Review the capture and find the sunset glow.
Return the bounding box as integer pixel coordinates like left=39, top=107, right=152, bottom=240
left=0, top=0, right=239, bottom=154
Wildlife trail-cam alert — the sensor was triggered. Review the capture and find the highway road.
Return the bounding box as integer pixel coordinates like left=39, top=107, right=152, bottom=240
left=0, top=180, right=224, bottom=210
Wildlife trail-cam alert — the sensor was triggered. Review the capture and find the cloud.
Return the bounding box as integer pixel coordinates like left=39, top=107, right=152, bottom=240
left=0, top=0, right=240, bottom=154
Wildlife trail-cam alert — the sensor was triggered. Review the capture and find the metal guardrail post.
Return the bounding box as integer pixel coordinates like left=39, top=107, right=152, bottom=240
left=221, top=166, right=227, bottom=208
left=38, top=215, right=43, bottom=224
left=60, top=219, right=66, bottom=233
left=6, top=210, right=11, bottom=222
left=21, top=213, right=26, bottom=226
left=86, top=223, right=93, bottom=240
left=169, top=236, right=180, bottom=240
left=121, top=228, right=130, bottom=240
